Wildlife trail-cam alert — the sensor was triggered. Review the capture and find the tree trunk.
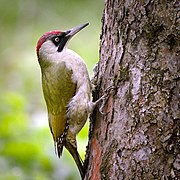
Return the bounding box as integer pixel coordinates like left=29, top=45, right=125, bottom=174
left=84, top=0, right=180, bottom=179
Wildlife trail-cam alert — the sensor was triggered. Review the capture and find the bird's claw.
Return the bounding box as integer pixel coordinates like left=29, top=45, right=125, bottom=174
left=104, top=85, right=115, bottom=94
left=98, top=86, right=115, bottom=115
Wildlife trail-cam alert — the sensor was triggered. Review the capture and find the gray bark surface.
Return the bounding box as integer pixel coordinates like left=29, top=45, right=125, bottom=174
left=85, top=0, right=180, bottom=179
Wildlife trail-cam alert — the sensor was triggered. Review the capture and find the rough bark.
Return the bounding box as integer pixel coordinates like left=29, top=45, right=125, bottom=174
left=84, top=0, right=180, bottom=179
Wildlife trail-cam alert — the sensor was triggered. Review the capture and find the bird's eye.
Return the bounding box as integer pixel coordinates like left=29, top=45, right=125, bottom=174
left=54, top=37, right=60, bottom=42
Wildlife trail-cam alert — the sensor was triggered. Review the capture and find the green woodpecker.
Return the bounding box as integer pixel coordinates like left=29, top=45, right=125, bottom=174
left=36, top=23, right=107, bottom=178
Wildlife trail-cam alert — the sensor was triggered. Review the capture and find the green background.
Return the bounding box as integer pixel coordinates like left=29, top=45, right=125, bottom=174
left=0, top=0, right=103, bottom=179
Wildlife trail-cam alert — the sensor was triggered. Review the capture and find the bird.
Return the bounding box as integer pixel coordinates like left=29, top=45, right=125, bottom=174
left=36, top=23, right=108, bottom=178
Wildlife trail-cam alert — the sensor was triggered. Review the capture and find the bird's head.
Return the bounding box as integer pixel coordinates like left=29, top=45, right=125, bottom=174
left=36, top=23, right=89, bottom=63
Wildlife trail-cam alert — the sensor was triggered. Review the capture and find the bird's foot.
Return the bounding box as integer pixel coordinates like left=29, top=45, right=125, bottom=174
left=94, top=86, right=115, bottom=115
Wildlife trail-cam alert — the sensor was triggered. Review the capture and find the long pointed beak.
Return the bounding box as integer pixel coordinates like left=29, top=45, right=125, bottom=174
left=57, top=23, right=89, bottom=52
left=65, top=23, right=89, bottom=38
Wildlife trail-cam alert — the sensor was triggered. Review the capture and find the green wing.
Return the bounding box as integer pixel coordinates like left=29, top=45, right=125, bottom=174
left=42, top=62, right=76, bottom=145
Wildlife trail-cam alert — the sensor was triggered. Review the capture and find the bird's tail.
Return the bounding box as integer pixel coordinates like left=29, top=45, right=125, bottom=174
left=65, top=141, right=84, bottom=179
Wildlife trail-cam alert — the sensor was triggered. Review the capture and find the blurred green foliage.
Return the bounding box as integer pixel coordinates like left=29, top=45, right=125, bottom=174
left=0, top=0, right=103, bottom=179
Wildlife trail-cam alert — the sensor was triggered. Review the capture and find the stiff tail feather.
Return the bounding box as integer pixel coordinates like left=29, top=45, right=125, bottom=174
left=65, top=141, right=84, bottom=179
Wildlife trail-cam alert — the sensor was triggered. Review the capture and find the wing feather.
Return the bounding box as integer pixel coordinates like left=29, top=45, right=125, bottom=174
left=42, top=62, right=76, bottom=156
